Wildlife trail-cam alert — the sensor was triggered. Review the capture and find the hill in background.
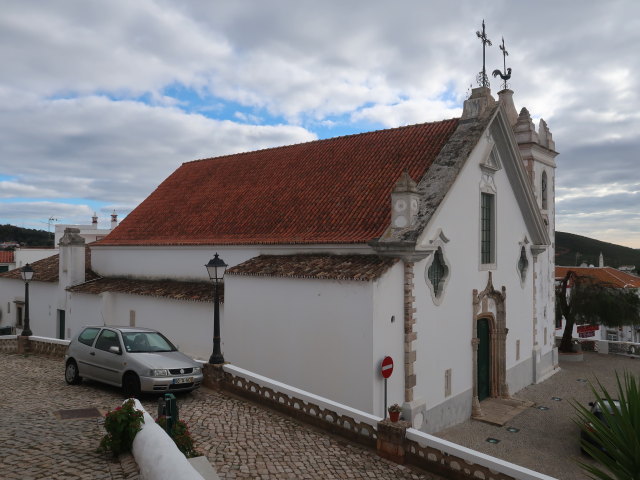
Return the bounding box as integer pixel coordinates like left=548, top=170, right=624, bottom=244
left=1, top=224, right=639, bottom=270
left=0, top=224, right=53, bottom=247
left=556, top=231, right=640, bottom=270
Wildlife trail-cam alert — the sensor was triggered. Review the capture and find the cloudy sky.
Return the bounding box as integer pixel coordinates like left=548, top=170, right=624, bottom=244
left=1, top=1, right=639, bottom=248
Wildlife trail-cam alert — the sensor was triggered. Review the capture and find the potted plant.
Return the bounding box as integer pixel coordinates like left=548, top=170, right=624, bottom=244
left=388, top=403, right=402, bottom=422
left=97, top=399, right=144, bottom=457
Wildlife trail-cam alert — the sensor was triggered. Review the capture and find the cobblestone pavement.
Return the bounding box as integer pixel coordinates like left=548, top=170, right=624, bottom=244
left=436, top=352, right=640, bottom=480
left=0, top=353, right=440, bottom=480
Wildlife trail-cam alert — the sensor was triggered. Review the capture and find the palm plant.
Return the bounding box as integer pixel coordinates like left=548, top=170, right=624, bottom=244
left=573, top=372, right=640, bottom=480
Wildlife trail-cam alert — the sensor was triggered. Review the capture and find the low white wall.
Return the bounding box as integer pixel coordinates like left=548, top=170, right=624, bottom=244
left=224, top=364, right=381, bottom=428
left=224, top=363, right=557, bottom=480
left=131, top=399, right=204, bottom=480
left=405, top=429, right=557, bottom=480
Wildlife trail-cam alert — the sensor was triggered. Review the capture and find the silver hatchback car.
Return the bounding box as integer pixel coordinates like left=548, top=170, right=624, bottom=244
left=65, top=326, right=203, bottom=396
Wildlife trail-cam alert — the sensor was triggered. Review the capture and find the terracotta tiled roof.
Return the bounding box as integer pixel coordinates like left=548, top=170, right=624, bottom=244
left=0, top=251, right=14, bottom=263
left=67, top=277, right=218, bottom=303
left=0, top=248, right=98, bottom=283
left=96, top=119, right=459, bottom=246
left=556, top=266, right=640, bottom=288
left=227, top=254, right=398, bottom=281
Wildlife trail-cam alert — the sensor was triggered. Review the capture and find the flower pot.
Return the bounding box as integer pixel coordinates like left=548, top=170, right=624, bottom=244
left=388, top=411, right=400, bottom=422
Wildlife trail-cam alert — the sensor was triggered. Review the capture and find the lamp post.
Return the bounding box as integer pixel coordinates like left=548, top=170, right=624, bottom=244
left=20, top=264, right=34, bottom=336
left=205, top=253, right=227, bottom=364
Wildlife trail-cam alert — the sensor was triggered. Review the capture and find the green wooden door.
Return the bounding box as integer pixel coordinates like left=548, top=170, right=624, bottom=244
left=58, top=310, right=65, bottom=340
left=477, top=318, right=490, bottom=401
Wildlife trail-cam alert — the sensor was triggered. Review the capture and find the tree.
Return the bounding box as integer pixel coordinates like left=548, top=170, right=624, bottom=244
left=573, top=372, right=640, bottom=480
left=556, top=271, right=640, bottom=353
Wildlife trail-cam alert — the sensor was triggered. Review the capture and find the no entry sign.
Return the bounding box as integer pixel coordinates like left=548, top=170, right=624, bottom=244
left=381, top=356, right=394, bottom=378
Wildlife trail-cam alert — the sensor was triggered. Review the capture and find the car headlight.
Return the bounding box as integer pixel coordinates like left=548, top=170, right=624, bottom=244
left=192, top=367, right=202, bottom=374
left=150, top=369, right=170, bottom=377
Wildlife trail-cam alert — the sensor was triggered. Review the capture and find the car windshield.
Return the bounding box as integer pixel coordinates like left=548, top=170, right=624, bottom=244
left=122, top=332, right=177, bottom=353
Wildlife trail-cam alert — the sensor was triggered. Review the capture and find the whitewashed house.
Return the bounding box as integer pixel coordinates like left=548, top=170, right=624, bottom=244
left=555, top=265, right=640, bottom=344
left=1, top=213, right=120, bottom=273
left=0, top=86, right=558, bottom=432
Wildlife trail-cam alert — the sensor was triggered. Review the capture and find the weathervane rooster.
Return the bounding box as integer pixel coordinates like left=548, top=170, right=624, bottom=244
left=492, top=36, right=511, bottom=90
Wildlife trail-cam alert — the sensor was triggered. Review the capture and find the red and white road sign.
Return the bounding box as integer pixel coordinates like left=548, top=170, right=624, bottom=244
left=381, top=356, right=394, bottom=378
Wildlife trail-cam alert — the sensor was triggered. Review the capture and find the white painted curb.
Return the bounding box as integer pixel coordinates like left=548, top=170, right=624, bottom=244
left=129, top=399, right=204, bottom=480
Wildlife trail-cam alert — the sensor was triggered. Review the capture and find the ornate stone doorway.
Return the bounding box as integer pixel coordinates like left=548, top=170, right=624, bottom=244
left=472, top=272, right=508, bottom=418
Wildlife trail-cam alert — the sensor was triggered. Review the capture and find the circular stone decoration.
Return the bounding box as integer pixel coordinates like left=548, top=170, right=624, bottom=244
left=394, top=215, right=407, bottom=228
left=394, top=199, right=406, bottom=212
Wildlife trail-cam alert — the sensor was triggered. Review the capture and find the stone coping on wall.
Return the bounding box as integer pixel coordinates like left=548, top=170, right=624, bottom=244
left=405, top=428, right=557, bottom=480
left=29, top=336, right=71, bottom=346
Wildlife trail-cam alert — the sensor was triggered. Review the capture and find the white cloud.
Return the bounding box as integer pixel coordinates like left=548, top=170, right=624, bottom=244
left=1, top=0, right=640, bottom=246
left=0, top=93, right=315, bottom=225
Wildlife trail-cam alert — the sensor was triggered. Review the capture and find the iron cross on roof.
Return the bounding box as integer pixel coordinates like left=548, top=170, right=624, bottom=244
left=476, top=20, right=492, bottom=87
left=492, top=36, right=512, bottom=90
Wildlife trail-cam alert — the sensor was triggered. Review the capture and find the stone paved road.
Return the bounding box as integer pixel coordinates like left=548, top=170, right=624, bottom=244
left=0, top=353, right=440, bottom=480
left=436, top=352, right=640, bottom=480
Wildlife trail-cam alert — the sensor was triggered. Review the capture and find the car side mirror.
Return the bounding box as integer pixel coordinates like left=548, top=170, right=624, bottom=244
left=109, top=345, right=121, bottom=355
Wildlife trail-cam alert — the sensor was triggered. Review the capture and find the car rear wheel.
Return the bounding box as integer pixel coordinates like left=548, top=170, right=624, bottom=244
left=65, top=360, right=82, bottom=385
left=123, top=372, right=141, bottom=398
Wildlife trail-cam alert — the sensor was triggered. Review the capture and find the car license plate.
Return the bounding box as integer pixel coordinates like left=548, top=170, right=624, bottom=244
left=173, top=376, right=193, bottom=384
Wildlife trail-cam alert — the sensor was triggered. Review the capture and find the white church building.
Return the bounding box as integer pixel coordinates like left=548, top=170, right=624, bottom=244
left=0, top=86, right=558, bottom=432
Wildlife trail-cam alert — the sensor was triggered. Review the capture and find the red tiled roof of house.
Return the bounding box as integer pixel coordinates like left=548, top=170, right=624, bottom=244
left=556, top=266, right=640, bottom=288
left=227, top=254, right=398, bottom=281
left=67, top=277, right=217, bottom=303
left=0, top=251, right=14, bottom=263
left=96, top=119, right=459, bottom=246
left=0, top=248, right=98, bottom=283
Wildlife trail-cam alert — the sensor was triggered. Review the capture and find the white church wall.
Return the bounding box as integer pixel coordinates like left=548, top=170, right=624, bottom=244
left=66, top=293, right=102, bottom=337
left=224, top=274, right=376, bottom=413
left=371, top=262, right=405, bottom=418
left=91, top=244, right=374, bottom=281
left=412, top=128, right=537, bottom=432
left=67, top=291, right=215, bottom=361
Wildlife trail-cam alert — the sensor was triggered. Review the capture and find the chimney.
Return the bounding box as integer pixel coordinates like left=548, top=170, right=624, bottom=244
left=92, top=212, right=98, bottom=225
left=461, top=87, right=496, bottom=120
left=599, top=252, right=604, bottom=268
left=59, top=228, right=86, bottom=287
left=111, top=211, right=118, bottom=230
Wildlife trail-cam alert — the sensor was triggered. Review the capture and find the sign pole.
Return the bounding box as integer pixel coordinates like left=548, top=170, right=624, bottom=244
left=384, top=378, right=388, bottom=419
left=380, top=356, right=394, bottom=419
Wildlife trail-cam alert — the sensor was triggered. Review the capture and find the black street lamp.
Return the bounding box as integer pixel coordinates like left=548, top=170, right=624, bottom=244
left=20, top=264, right=34, bottom=336
left=205, top=253, right=227, bottom=364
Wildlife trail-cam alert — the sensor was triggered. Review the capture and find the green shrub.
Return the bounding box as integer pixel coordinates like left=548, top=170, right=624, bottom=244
left=97, top=399, right=144, bottom=456
left=573, top=372, right=640, bottom=480
left=156, top=416, right=200, bottom=458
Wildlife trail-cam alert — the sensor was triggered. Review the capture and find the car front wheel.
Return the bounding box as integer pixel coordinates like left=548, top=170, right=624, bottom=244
left=123, top=372, right=141, bottom=398
left=65, top=360, right=82, bottom=385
